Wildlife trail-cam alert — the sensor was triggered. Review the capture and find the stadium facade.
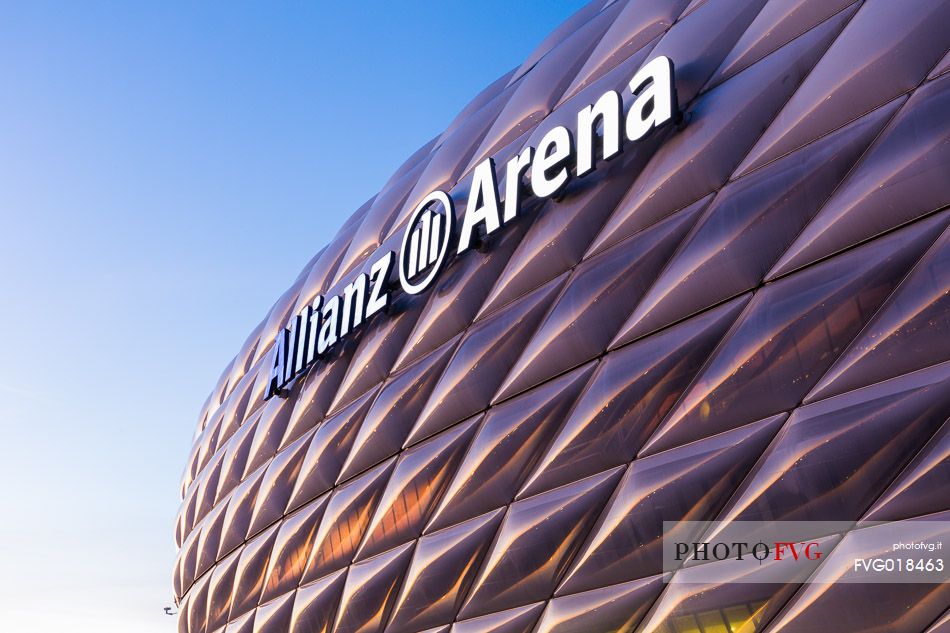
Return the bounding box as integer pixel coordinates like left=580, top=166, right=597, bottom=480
left=174, top=1, right=950, bottom=631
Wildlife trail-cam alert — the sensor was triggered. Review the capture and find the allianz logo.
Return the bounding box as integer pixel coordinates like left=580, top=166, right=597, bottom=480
left=404, top=204, right=445, bottom=280
left=267, top=56, right=678, bottom=399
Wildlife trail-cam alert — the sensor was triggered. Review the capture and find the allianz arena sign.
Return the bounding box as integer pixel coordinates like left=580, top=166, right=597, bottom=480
left=267, top=56, right=678, bottom=399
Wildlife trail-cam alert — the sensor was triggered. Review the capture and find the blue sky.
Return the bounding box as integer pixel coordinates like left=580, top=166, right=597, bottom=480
left=0, top=1, right=587, bottom=631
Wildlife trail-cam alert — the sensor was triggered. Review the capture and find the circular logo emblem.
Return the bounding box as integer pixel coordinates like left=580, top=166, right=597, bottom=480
left=399, top=190, right=454, bottom=295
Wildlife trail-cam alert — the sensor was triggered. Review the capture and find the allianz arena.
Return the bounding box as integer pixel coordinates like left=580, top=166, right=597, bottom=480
left=173, top=1, right=950, bottom=632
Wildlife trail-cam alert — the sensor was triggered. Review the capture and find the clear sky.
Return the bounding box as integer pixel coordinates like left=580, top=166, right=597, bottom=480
left=0, top=2, right=586, bottom=631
